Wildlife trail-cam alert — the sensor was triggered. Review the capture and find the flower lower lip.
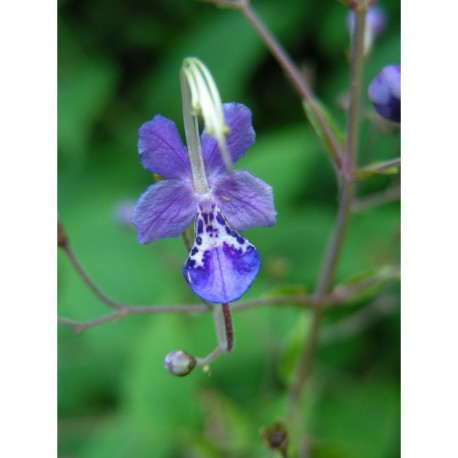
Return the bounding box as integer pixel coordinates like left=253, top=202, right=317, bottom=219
left=183, top=204, right=261, bottom=303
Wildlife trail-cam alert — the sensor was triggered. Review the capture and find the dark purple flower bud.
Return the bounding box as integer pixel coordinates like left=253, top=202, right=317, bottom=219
left=368, top=65, right=400, bottom=123
left=261, top=421, right=289, bottom=453
left=164, top=350, right=197, bottom=376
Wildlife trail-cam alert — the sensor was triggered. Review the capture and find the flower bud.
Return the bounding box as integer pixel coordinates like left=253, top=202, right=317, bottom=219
left=261, top=421, right=289, bottom=453
left=368, top=65, right=401, bottom=123
left=164, top=350, right=197, bottom=377
left=347, top=5, right=386, bottom=55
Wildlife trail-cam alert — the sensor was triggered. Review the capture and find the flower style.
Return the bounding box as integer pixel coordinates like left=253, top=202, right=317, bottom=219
left=131, top=103, right=277, bottom=303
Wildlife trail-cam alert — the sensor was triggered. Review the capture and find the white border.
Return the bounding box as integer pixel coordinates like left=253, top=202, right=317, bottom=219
left=0, top=1, right=57, bottom=457
left=402, top=1, right=458, bottom=456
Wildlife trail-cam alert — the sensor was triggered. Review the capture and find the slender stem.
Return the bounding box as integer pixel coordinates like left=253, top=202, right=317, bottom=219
left=58, top=268, right=399, bottom=333
left=315, top=181, right=355, bottom=299
left=235, top=2, right=344, bottom=169
left=288, top=181, right=354, bottom=414
left=213, top=303, right=228, bottom=350
left=352, top=185, right=400, bottom=213
left=320, top=293, right=398, bottom=345
left=187, top=303, right=233, bottom=368
left=62, top=244, right=123, bottom=310
left=287, top=6, right=368, bottom=418
left=58, top=296, right=312, bottom=333
left=195, top=346, right=225, bottom=367
left=344, top=7, right=367, bottom=177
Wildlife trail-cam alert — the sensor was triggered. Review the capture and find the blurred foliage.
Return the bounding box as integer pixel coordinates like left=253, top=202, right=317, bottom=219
left=58, top=0, right=400, bottom=456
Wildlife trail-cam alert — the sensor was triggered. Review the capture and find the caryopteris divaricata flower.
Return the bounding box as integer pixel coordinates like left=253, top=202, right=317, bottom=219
left=368, top=65, right=401, bottom=123
left=132, top=60, right=276, bottom=304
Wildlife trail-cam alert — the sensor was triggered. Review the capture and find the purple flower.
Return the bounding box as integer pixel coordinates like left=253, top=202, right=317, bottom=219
left=132, top=103, right=277, bottom=303
left=368, top=65, right=401, bottom=123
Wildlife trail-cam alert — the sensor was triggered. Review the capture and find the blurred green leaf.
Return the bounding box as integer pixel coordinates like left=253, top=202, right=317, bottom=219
left=59, top=55, right=118, bottom=164
left=264, top=284, right=308, bottom=298
left=277, top=312, right=310, bottom=386
left=356, top=158, right=400, bottom=180
left=312, top=379, right=400, bottom=458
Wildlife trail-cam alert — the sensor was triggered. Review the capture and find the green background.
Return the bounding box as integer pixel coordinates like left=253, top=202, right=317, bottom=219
left=58, top=0, right=400, bottom=456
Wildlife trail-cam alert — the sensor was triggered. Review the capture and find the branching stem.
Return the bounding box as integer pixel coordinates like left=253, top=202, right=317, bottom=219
left=287, top=6, right=368, bottom=420
left=57, top=266, right=399, bottom=333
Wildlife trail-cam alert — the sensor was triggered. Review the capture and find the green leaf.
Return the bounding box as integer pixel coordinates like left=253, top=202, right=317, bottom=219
left=264, top=284, right=308, bottom=298
left=356, top=159, right=401, bottom=180
left=58, top=55, right=118, bottom=164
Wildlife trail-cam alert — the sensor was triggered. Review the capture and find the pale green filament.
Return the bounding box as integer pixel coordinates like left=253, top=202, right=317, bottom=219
left=180, top=58, right=232, bottom=194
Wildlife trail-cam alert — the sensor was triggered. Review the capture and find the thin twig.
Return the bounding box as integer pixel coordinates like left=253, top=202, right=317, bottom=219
left=58, top=296, right=311, bottom=333
left=62, top=244, right=124, bottom=310
left=320, top=293, right=398, bottom=345
left=352, top=185, right=400, bottom=213
left=57, top=267, right=399, bottom=333
left=324, top=265, right=400, bottom=307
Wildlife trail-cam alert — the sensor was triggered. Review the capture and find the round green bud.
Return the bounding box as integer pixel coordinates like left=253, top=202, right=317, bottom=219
left=164, top=350, right=197, bottom=377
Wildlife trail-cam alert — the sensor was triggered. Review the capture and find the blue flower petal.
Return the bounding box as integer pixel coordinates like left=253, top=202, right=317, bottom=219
left=138, top=115, right=192, bottom=179
left=183, top=202, right=261, bottom=303
left=200, top=103, right=255, bottom=177
left=211, top=170, right=277, bottom=232
left=132, top=179, right=196, bottom=243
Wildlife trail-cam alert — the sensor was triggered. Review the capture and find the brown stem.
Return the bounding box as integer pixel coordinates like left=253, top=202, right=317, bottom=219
left=62, top=244, right=124, bottom=310
left=222, top=303, right=234, bottom=351
left=58, top=268, right=399, bottom=333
